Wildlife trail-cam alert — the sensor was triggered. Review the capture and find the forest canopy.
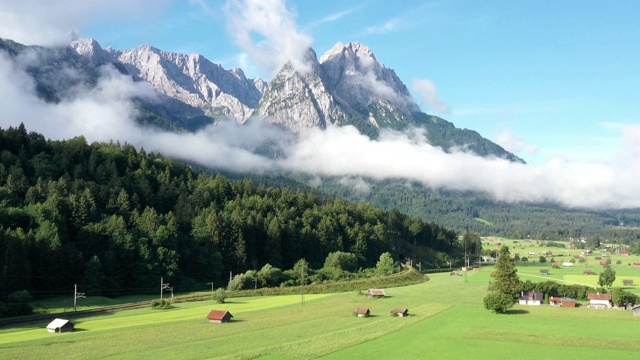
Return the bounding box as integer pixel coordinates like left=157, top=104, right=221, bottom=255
left=0, top=124, right=459, bottom=300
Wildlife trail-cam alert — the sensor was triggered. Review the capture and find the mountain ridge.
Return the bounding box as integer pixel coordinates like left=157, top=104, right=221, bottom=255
left=0, top=36, right=521, bottom=162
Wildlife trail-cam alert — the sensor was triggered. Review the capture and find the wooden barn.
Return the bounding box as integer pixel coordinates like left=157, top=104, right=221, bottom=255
left=46, top=318, right=75, bottom=333
left=390, top=308, right=409, bottom=317
left=206, top=310, right=233, bottom=323
left=353, top=308, right=370, bottom=317
left=560, top=298, right=577, bottom=308
left=366, top=289, right=386, bottom=298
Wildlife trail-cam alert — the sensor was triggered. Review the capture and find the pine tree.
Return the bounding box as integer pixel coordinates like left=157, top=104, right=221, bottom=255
left=489, top=249, right=520, bottom=301
left=484, top=247, right=520, bottom=313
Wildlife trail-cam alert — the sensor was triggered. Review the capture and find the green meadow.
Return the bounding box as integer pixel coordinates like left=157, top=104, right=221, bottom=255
left=2, top=238, right=640, bottom=359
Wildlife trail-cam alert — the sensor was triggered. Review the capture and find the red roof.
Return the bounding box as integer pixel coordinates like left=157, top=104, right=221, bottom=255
left=354, top=308, right=370, bottom=315
left=390, top=308, right=408, bottom=314
left=587, top=293, right=611, bottom=301
left=207, top=310, right=233, bottom=321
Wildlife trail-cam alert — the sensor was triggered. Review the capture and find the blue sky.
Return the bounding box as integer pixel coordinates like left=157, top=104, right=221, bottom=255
left=65, top=0, right=639, bottom=165
left=2, top=1, right=640, bottom=209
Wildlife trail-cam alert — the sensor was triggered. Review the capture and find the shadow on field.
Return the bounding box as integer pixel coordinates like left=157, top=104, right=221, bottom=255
left=504, top=309, right=529, bottom=315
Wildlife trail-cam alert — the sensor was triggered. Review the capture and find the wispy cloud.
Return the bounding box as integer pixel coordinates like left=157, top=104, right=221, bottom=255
left=223, top=0, right=314, bottom=77
left=411, top=78, right=450, bottom=114
left=363, top=18, right=400, bottom=35
left=307, top=6, right=361, bottom=28
left=0, top=0, right=174, bottom=46
left=495, top=130, right=539, bottom=156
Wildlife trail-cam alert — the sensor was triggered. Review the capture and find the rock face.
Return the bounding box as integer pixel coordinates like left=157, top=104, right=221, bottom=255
left=107, top=45, right=266, bottom=123
left=255, top=42, right=422, bottom=134
left=0, top=36, right=522, bottom=161
left=254, top=48, right=351, bottom=132
left=319, top=42, right=420, bottom=124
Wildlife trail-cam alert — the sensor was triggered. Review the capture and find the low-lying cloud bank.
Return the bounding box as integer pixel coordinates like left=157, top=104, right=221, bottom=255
left=0, top=52, right=639, bottom=210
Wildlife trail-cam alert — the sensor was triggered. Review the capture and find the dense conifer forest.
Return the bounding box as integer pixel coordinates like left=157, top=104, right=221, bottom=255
left=0, top=125, right=459, bottom=300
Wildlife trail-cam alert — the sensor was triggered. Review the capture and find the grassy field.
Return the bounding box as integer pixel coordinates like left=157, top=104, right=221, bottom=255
left=3, top=239, right=640, bottom=359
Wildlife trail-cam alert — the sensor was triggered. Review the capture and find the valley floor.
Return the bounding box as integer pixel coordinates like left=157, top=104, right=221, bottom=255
left=2, top=268, right=640, bottom=359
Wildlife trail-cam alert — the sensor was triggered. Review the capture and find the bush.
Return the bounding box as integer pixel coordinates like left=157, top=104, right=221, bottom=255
left=213, top=288, right=227, bottom=304
left=150, top=299, right=172, bottom=310
left=483, top=292, right=514, bottom=314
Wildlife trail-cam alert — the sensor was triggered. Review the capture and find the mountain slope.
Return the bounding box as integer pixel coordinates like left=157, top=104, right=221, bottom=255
left=107, top=44, right=266, bottom=124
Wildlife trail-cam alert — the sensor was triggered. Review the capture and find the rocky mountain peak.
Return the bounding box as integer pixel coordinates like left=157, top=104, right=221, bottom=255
left=110, top=44, right=265, bottom=124
left=319, top=41, right=420, bottom=119
left=70, top=38, right=114, bottom=66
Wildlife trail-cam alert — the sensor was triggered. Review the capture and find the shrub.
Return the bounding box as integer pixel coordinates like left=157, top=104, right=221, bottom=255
left=151, top=299, right=172, bottom=310
left=483, top=292, right=514, bottom=314
left=213, top=288, right=227, bottom=304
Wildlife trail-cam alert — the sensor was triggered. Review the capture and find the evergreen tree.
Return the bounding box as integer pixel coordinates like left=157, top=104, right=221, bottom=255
left=484, top=247, right=520, bottom=313
left=489, top=248, right=520, bottom=301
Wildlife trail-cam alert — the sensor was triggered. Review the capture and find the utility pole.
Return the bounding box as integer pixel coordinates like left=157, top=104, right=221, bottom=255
left=464, top=253, right=468, bottom=283
left=161, top=277, right=170, bottom=300
left=73, top=284, right=85, bottom=312
left=301, top=263, right=305, bottom=306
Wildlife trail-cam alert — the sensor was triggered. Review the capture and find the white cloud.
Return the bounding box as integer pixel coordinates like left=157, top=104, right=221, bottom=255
left=223, top=0, right=314, bottom=77
left=338, top=176, right=371, bottom=194
left=2, top=46, right=640, bottom=211
left=411, top=78, right=450, bottom=114
left=364, top=18, right=400, bottom=35
left=495, top=130, right=539, bottom=155
left=0, top=0, right=174, bottom=46
left=307, top=6, right=361, bottom=28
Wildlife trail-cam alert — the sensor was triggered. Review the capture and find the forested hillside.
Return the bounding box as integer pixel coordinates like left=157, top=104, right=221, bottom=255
left=315, top=177, right=640, bottom=242
left=0, top=125, right=458, bottom=299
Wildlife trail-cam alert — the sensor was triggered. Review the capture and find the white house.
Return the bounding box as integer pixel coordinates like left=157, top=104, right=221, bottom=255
left=562, top=262, right=574, bottom=267
left=587, top=293, right=612, bottom=309
left=518, top=292, right=544, bottom=305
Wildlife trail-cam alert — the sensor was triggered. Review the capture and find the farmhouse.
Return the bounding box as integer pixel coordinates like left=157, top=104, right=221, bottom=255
left=599, top=261, right=608, bottom=266
left=354, top=308, right=370, bottom=317
left=620, top=250, right=630, bottom=256
left=560, top=298, right=577, bottom=308
left=390, top=308, right=409, bottom=317
left=634, top=262, right=640, bottom=269
left=632, top=305, right=640, bottom=317
left=587, top=293, right=612, bottom=309
left=46, top=318, right=75, bottom=333
left=206, top=310, right=233, bottom=323
left=623, top=279, right=634, bottom=286
left=562, top=262, right=574, bottom=267
left=518, top=291, right=544, bottom=305
left=366, top=289, right=386, bottom=298
left=539, top=269, right=549, bottom=275
left=549, top=296, right=562, bottom=305
left=583, top=269, right=594, bottom=275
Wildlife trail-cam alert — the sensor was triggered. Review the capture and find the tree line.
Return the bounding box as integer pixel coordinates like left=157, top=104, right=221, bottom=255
left=0, top=124, right=459, bottom=301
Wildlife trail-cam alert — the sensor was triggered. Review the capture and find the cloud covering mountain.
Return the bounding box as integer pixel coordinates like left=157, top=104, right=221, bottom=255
left=0, top=1, right=639, bottom=210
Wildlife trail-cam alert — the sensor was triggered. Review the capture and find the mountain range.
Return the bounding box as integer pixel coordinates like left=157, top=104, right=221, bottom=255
left=4, top=36, right=639, bottom=239
left=0, top=36, right=520, bottom=162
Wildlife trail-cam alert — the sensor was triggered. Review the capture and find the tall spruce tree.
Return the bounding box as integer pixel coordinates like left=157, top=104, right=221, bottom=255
left=484, top=246, right=520, bottom=313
